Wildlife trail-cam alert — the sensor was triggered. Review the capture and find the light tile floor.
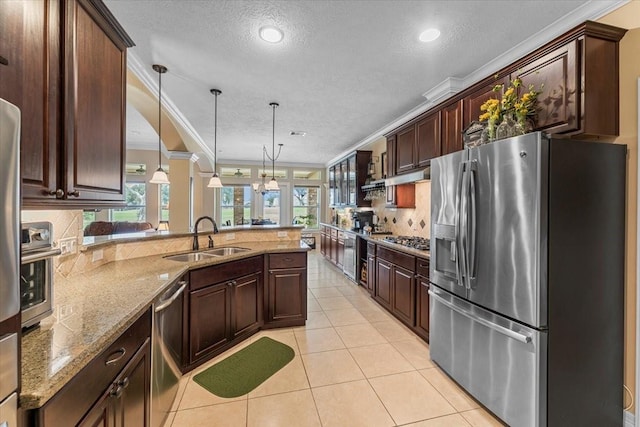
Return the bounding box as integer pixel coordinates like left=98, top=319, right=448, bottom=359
left=167, top=251, right=505, bottom=427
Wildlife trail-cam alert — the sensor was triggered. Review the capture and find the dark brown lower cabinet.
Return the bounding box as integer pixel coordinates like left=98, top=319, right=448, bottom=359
left=375, top=259, right=392, bottom=310
left=79, top=338, right=151, bottom=427
left=189, top=282, right=232, bottom=363
left=188, top=269, right=262, bottom=366
left=415, top=276, right=430, bottom=341
left=366, top=254, right=376, bottom=294
left=265, top=252, right=307, bottom=328
left=374, top=246, right=417, bottom=329
left=32, top=309, right=151, bottom=427
left=392, top=266, right=415, bottom=326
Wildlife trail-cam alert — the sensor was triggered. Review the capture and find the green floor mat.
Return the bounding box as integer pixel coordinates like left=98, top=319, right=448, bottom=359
left=192, top=337, right=295, bottom=398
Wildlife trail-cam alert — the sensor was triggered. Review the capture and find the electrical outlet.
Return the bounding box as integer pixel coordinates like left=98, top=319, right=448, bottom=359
left=277, top=231, right=288, bottom=238
left=59, top=237, right=77, bottom=255
left=92, top=249, right=103, bottom=262
left=225, top=233, right=235, bottom=240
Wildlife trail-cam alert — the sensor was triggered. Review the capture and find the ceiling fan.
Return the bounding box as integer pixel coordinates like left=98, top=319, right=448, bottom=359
left=234, top=168, right=243, bottom=177
left=135, top=164, right=146, bottom=175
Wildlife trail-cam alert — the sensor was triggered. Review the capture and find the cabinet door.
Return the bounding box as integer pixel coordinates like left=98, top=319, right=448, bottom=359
left=415, top=277, right=430, bottom=341
left=386, top=135, right=396, bottom=178
left=375, top=259, right=392, bottom=310
left=117, top=339, right=150, bottom=427
left=0, top=0, right=60, bottom=202
left=366, top=255, right=376, bottom=294
left=320, top=233, right=327, bottom=256
left=64, top=0, right=126, bottom=202
left=416, top=112, right=441, bottom=167
left=442, top=100, right=463, bottom=155
left=348, top=155, right=356, bottom=205
left=267, top=267, right=306, bottom=323
left=330, top=236, right=338, bottom=264
left=189, top=283, right=231, bottom=363
left=329, top=166, right=336, bottom=206
left=463, top=78, right=507, bottom=129
left=232, top=273, right=262, bottom=338
left=392, top=266, right=415, bottom=326
left=78, top=394, right=114, bottom=427
left=513, top=40, right=578, bottom=134
left=396, top=125, right=416, bottom=173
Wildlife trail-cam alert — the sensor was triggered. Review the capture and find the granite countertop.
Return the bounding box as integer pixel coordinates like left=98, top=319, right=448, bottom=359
left=20, top=240, right=309, bottom=410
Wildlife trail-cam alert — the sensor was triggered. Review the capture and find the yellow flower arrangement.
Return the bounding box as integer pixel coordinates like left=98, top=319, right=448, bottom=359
left=479, top=78, right=542, bottom=140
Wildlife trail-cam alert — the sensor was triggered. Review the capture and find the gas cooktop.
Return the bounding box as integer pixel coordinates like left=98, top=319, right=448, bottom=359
left=382, top=236, right=430, bottom=251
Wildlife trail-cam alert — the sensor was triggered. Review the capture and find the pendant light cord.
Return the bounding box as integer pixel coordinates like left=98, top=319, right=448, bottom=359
left=214, top=91, right=218, bottom=173
left=271, top=103, right=276, bottom=179
left=158, top=69, right=162, bottom=168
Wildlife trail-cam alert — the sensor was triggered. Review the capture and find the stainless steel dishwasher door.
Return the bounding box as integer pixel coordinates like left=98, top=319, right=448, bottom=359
left=152, top=279, right=186, bottom=427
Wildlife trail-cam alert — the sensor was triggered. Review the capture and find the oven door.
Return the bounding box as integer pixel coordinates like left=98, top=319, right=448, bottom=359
left=21, top=249, right=58, bottom=328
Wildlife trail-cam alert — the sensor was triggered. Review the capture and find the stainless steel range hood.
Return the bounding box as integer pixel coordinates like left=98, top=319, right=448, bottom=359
left=384, top=167, right=430, bottom=186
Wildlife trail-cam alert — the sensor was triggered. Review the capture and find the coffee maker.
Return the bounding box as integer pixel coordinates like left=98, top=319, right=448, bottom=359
left=351, top=211, right=374, bottom=232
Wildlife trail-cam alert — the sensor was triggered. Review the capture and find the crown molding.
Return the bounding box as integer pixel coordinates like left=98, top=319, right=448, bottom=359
left=168, top=151, right=199, bottom=162
left=422, top=77, right=465, bottom=104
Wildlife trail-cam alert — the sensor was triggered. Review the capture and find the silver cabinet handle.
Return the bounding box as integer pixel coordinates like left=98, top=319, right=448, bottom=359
left=428, top=289, right=532, bottom=344
left=48, top=189, right=65, bottom=198
left=68, top=190, right=80, bottom=197
left=154, top=281, right=187, bottom=312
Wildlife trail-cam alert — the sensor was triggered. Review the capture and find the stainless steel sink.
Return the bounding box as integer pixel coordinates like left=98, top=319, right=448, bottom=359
left=164, top=252, right=219, bottom=262
left=202, top=247, right=250, bottom=256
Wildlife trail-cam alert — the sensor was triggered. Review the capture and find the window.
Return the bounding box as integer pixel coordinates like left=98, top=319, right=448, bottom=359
left=262, top=190, right=280, bottom=225
left=83, top=211, right=96, bottom=229
left=111, top=182, right=146, bottom=221
left=293, top=186, right=319, bottom=229
left=221, top=185, right=251, bottom=227
left=160, top=183, right=170, bottom=221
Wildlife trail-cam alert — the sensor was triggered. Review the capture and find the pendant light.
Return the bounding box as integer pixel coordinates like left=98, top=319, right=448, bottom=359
left=265, top=102, right=283, bottom=190
left=207, top=89, right=223, bottom=188
left=252, top=145, right=269, bottom=195
left=150, top=64, right=170, bottom=184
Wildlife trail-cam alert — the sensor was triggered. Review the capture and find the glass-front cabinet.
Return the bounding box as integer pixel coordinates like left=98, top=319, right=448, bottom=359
left=328, top=150, right=372, bottom=208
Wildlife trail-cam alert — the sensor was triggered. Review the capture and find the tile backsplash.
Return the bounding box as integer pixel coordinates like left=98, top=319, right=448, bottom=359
left=371, top=181, right=431, bottom=237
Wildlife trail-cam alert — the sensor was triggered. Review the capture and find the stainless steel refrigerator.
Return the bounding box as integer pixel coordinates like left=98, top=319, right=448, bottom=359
left=0, top=98, right=21, bottom=426
left=429, top=132, right=625, bottom=427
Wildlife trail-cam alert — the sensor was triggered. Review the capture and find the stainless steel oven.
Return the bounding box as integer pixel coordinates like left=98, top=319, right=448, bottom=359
left=21, top=222, right=60, bottom=329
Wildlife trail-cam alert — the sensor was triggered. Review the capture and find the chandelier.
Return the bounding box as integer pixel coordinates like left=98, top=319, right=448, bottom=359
left=253, top=102, right=283, bottom=194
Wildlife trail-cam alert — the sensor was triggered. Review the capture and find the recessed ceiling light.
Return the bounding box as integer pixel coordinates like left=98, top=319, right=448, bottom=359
left=290, top=131, right=306, bottom=136
left=259, top=26, right=284, bottom=43
left=419, top=28, right=441, bottom=43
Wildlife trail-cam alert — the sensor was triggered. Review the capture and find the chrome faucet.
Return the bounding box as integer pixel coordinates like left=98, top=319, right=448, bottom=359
left=193, top=216, right=219, bottom=251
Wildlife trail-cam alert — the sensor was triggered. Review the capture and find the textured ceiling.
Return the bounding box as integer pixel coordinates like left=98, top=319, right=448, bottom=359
left=104, top=0, right=623, bottom=168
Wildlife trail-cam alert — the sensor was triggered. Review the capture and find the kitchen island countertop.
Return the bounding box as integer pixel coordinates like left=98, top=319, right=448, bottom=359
left=20, top=240, right=309, bottom=409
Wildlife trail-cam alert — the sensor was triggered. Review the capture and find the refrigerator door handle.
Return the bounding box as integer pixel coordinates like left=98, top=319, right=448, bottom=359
left=467, top=160, right=477, bottom=282
left=428, top=288, right=533, bottom=344
left=459, top=162, right=470, bottom=289
left=454, top=162, right=465, bottom=287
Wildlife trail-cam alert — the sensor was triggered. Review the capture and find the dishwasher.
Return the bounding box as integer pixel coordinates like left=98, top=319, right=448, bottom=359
left=152, top=276, right=187, bottom=427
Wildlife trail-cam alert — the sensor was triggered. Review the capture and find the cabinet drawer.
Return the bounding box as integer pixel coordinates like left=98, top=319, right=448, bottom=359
left=330, top=228, right=338, bottom=238
left=190, top=256, right=263, bottom=291
left=269, top=252, right=307, bottom=269
left=416, top=258, right=430, bottom=278
left=337, top=230, right=344, bottom=241
left=377, top=246, right=415, bottom=271
left=39, top=309, right=151, bottom=426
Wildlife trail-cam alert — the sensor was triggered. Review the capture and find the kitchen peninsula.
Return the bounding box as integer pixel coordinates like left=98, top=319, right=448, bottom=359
left=20, top=235, right=309, bottom=426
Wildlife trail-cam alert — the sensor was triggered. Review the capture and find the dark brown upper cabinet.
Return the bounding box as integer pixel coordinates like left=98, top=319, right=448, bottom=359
left=441, top=100, right=463, bottom=155
left=416, top=111, right=441, bottom=167
left=328, top=150, right=372, bottom=207
left=0, top=0, right=134, bottom=208
left=382, top=21, right=626, bottom=179
left=396, top=125, right=416, bottom=174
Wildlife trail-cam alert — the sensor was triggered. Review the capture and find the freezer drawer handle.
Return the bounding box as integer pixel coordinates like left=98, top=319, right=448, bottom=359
left=428, top=289, right=532, bottom=344
left=155, top=281, right=187, bottom=313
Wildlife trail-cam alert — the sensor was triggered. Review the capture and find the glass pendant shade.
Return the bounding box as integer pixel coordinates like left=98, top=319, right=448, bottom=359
left=207, top=173, right=223, bottom=188
left=150, top=168, right=170, bottom=184
left=267, top=177, right=279, bottom=190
